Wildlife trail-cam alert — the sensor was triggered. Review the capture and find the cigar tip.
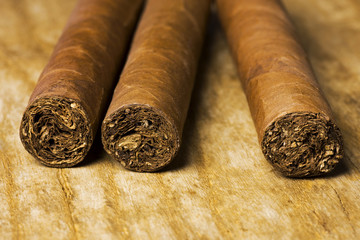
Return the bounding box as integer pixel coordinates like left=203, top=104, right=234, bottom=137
left=20, top=97, right=92, bottom=167
left=261, top=112, right=344, bottom=178
left=101, top=104, right=180, bottom=172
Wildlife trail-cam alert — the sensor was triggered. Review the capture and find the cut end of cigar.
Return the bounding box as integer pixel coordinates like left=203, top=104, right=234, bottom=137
left=261, top=112, right=344, bottom=177
left=102, top=105, right=179, bottom=172
left=20, top=97, right=92, bottom=167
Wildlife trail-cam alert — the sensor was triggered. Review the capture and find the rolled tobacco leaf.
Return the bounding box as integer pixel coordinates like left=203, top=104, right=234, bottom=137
left=101, top=0, right=210, bottom=172
left=20, top=0, right=143, bottom=167
left=216, top=0, right=343, bottom=177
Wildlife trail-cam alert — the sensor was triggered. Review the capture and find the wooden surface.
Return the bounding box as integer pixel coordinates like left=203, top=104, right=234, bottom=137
left=0, top=0, right=359, bottom=239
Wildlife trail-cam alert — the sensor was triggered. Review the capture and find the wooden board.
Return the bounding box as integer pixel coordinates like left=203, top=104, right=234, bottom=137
left=0, top=0, right=359, bottom=239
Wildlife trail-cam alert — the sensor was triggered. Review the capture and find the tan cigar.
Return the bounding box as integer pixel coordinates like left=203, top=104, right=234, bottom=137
left=101, top=0, right=211, bottom=172
left=19, top=0, right=143, bottom=167
left=216, top=0, right=343, bottom=177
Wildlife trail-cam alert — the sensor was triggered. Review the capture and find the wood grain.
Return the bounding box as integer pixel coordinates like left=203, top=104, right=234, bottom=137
left=0, top=0, right=359, bottom=239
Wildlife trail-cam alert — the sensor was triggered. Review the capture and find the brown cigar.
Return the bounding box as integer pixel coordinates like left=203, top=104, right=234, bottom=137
left=216, top=0, right=343, bottom=177
left=101, top=0, right=210, bottom=172
left=19, top=0, right=143, bottom=167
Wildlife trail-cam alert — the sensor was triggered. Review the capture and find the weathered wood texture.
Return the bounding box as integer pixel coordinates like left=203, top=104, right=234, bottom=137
left=0, top=0, right=359, bottom=239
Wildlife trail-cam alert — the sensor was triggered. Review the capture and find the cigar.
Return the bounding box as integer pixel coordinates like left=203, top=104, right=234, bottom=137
left=216, top=0, right=343, bottom=177
left=19, top=0, right=143, bottom=167
left=101, top=0, right=210, bottom=172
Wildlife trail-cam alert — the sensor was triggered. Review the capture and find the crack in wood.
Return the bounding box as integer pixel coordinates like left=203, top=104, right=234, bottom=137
left=312, top=209, right=331, bottom=234
left=2, top=154, right=20, bottom=239
left=57, top=169, right=79, bottom=240
left=331, top=186, right=357, bottom=236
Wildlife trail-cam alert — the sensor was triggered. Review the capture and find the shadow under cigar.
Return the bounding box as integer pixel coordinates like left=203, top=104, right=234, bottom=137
left=162, top=8, right=221, bottom=172
left=75, top=130, right=107, bottom=168
left=321, top=155, right=350, bottom=178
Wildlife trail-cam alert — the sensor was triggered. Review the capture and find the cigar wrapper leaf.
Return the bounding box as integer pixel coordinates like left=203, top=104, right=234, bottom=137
left=101, top=0, right=211, bottom=172
left=216, top=0, right=344, bottom=177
